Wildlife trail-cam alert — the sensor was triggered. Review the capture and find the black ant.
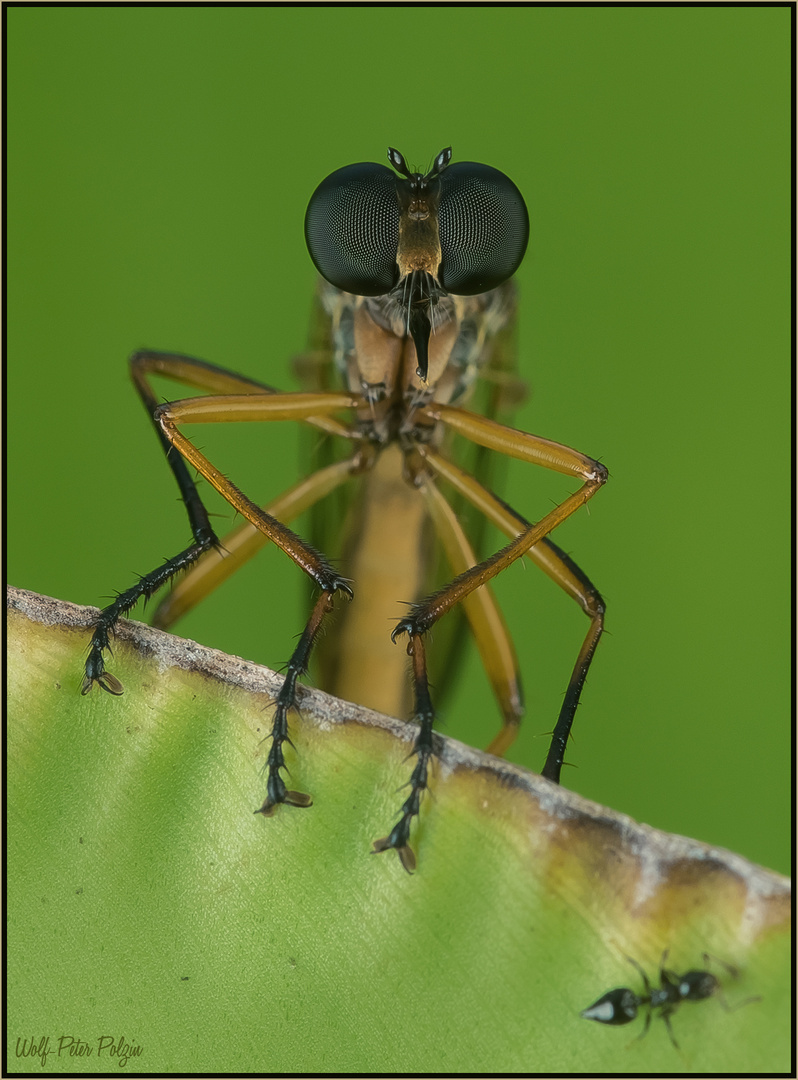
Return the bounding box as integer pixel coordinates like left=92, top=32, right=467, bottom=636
left=581, top=951, right=760, bottom=1050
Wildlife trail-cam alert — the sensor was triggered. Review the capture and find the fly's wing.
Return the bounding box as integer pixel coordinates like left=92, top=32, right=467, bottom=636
left=295, top=281, right=382, bottom=701
left=292, top=280, right=354, bottom=571
left=425, top=282, right=527, bottom=710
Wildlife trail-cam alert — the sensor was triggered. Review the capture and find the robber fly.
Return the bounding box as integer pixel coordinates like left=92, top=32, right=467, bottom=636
left=81, top=147, right=607, bottom=872
left=581, top=951, right=760, bottom=1050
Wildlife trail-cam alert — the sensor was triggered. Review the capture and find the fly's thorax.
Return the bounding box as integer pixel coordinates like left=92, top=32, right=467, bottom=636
left=351, top=303, right=403, bottom=397
left=318, top=277, right=517, bottom=444
left=322, top=279, right=512, bottom=383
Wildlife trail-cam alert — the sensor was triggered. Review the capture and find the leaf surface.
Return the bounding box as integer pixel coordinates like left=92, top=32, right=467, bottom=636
left=7, top=587, right=791, bottom=1073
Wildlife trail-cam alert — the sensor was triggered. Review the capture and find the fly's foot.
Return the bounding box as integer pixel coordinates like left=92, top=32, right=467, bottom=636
left=257, top=588, right=345, bottom=819
left=390, top=614, right=418, bottom=644
left=372, top=831, right=416, bottom=875
left=329, top=575, right=354, bottom=601
left=255, top=682, right=313, bottom=816
left=391, top=605, right=436, bottom=642
left=256, top=786, right=313, bottom=816
left=82, top=669, right=125, bottom=696
left=372, top=742, right=433, bottom=874
left=82, top=628, right=125, bottom=696
left=256, top=743, right=313, bottom=814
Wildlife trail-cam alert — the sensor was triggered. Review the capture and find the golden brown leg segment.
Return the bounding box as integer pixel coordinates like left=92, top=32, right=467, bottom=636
left=153, top=392, right=357, bottom=579
left=83, top=354, right=356, bottom=695
left=82, top=351, right=287, bottom=696
left=131, top=349, right=354, bottom=439
left=419, top=478, right=524, bottom=752
left=422, top=446, right=605, bottom=779
left=154, top=391, right=364, bottom=814
left=153, top=457, right=357, bottom=630
left=373, top=412, right=607, bottom=869
left=400, top=431, right=604, bottom=636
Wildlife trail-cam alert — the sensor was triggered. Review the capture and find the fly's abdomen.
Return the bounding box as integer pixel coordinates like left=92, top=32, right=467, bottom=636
left=316, top=444, right=431, bottom=719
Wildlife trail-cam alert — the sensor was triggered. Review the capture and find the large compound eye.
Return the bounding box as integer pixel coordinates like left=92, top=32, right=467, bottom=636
left=305, top=163, right=401, bottom=296
left=438, top=162, right=529, bottom=295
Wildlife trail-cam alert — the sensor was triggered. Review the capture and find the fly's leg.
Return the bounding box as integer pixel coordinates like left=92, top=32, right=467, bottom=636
left=417, top=475, right=524, bottom=748
left=83, top=349, right=356, bottom=693
left=258, top=587, right=341, bottom=813
left=82, top=349, right=277, bottom=694
left=154, top=389, right=361, bottom=812
left=82, top=535, right=217, bottom=696
left=372, top=633, right=434, bottom=875
left=150, top=459, right=360, bottom=813
left=371, top=462, right=522, bottom=874
left=537, top=544, right=604, bottom=780
left=421, top=444, right=605, bottom=777
left=371, top=412, right=606, bottom=870
left=152, top=458, right=356, bottom=631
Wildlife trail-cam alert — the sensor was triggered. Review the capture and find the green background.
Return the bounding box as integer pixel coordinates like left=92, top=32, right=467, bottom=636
left=9, top=6, right=790, bottom=877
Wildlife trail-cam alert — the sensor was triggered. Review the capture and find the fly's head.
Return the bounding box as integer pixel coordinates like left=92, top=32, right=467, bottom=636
left=305, top=146, right=529, bottom=386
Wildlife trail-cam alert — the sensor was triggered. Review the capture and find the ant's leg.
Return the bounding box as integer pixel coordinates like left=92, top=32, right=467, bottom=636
left=660, top=1007, right=680, bottom=1050
left=702, top=953, right=739, bottom=980
left=421, top=446, right=605, bottom=775
left=638, top=1005, right=655, bottom=1043
left=659, top=949, right=681, bottom=987
left=624, top=954, right=654, bottom=999
left=717, top=991, right=762, bottom=1013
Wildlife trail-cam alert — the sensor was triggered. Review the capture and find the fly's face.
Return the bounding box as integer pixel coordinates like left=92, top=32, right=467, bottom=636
left=305, top=147, right=529, bottom=399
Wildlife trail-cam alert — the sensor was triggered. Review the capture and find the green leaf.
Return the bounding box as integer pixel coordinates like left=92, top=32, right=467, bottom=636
left=7, top=587, right=791, bottom=1073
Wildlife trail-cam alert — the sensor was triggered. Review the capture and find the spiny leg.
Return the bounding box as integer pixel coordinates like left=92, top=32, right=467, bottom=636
left=81, top=351, right=266, bottom=693
left=420, top=445, right=605, bottom=780
left=372, top=633, right=435, bottom=874
left=372, top=419, right=605, bottom=867
left=258, top=586, right=348, bottom=814
left=413, top=454, right=604, bottom=773
left=152, top=457, right=357, bottom=631
left=155, top=388, right=361, bottom=813
left=530, top=540, right=605, bottom=781
left=151, top=459, right=360, bottom=815
left=83, top=536, right=217, bottom=695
